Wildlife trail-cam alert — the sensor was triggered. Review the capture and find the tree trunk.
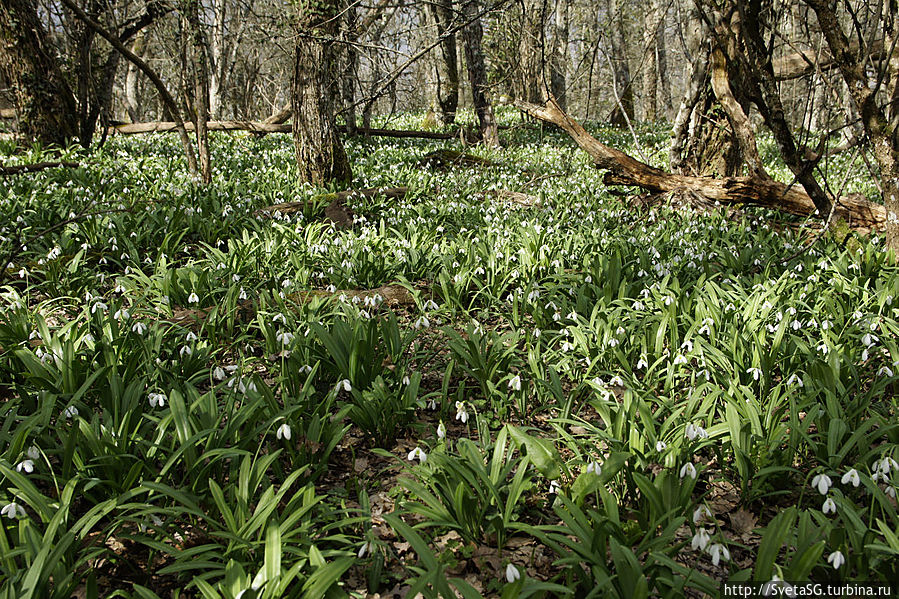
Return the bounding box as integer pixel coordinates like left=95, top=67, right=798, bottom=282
left=806, top=0, right=899, bottom=251
left=641, top=1, right=658, bottom=121
left=342, top=1, right=358, bottom=134
left=518, top=0, right=544, bottom=103
left=0, top=0, right=78, bottom=145
left=293, top=0, right=353, bottom=185
left=125, top=33, right=145, bottom=123
left=550, top=0, right=569, bottom=111
left=656, top=1, right=671, bottom=118
left=461, top=0, right=499, bottom=145
left=427, top=0, right=459, bottom=124
left=184, top=0, right=211, bottom=183
left=607, top=0, right=634, bottom=126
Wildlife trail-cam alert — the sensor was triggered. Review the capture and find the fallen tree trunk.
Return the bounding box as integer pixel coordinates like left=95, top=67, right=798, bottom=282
left=108, top=120, right=458, bottom=139
left=513, top=97, right=886, bottom=232
left=0, top=161, right=80, bottom=175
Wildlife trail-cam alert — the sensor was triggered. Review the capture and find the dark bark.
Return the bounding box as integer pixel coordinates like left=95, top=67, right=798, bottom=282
left=184, top=0, right=211, bottom=183
left=461, top=0, right=499, bottom=145
left=428, top=0, right=459, bottom=124
left=342, top=1, right=358, bottom=134
left=292, top=0, right=353, bottom=185
left=550, top=0, right=568, bottom=111
left=0, top=0, right=78, bottom=145
left=607, top=0, right=634, bottom=126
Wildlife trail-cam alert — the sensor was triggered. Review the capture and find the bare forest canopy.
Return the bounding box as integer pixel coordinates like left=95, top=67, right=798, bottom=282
left=0, top=0, right=898, bottom=245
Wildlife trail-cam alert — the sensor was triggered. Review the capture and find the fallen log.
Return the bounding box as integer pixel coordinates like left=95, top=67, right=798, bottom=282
left=513, top=97, right=886, bottom=232
left=0, top=108, right=15, bottom=119
left=0, top=161, right=80, bottom=175
left=108, top=120, right=458, bottom=140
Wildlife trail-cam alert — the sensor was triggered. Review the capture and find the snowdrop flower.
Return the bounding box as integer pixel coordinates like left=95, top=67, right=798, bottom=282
left=746, top=367, right=762, bottom=381
left=685, top=423, right=708, bottom=441
left=358, top=541, right=374, bottom=558
left=238, top=288, right=247, bottom=300
left=826, top=550, right=845, bottom=569
left=693, top=505, right=713, bottom=524
left=114, top=308, right=130, bottom=320
left=841, top=469, right=860, bottom=487
left=508, top=375, right=521, bottom=391
left=427, top=398, right=438, bottom=411
left=340, top=379, right=352, bottom=392
left=822, top=497, right=836, bottom=515
left=63, top=406, right=78, bottom=419
left=585, top=461, right=602, bottom=475
left=188, top=292, right=199, bottom=304
left=548, top=480, right=561, bottom=494
left=16, top=460, right=34, bottom=474
left=26, top=446, right=39, bottom=460
left=276, top=423, right=292, bottom=441
left=414, top=315, right=430, bottom=329
left=148, top=392, right=166, bottom=408
left=708, top=543, right=730, bottom=566
left=455, top=401, right=469, bottom=423
left=786, top=373, right=803, bottom=387
left=655, top=440, right=667, bottom=452
left=437, top=422, right=446, bottom=440
left=213, top=366, right=226, bottom=381
left=636, top=356, right=648, bottom=369
left=691, top=527, right=710, bottom=551
left=180, top=345, right=192, bottom=357
left=407, top=447, right=427, bottom=463
left=673, top=355, right=687, bottom=365
left=1, top=502, right=26, bottom=519
left=276, top=331, right=294, bottom=346
left=811, top=474, right=832, bottom=495
left=878, top=366, right=894, bottom=377
left=505, top=563, right=521, bottom=583
left=402, top=374, right=411, bottom=385
left=680, top=462, right=697, bottom=479
left=131, top=321, right=147, bottom=335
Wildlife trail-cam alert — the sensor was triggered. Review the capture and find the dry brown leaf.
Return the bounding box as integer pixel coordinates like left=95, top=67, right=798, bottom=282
left=729, top=508, right=758, bottom=534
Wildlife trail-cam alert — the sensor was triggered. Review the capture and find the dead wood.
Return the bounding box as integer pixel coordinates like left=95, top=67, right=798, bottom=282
left=0, top=161, right=80, bottom=175
left=109, top=120, right=458, bottom=140
left=488, top=189, right=540, bottom=207
left=513, top=96, right=886, bottom=233
left=256, top=187, right=409, bottom=229
left=417, top=149, right=496, bottom=168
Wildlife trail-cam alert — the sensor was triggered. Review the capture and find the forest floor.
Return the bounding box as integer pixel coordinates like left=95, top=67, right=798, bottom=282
left=0, top=111, right=897, bottom=598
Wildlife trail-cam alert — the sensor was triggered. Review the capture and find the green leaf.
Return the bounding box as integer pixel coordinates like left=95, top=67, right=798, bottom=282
left=507, top=425, right=561, bottom=480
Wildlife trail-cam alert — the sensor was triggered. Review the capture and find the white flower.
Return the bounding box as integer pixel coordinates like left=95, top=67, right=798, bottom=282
left=636, top=356, right=648, bottom=369
left=826, top=550, right=845, bottom=569
left=148, top=392, right=166, bottom=408
left=878, top=366, right=894, bottom=377
left=180, top=345, right=192, bottom=357
left=811, top=474, right=832, bottom=495
left=673, top=355, right=687, bottom=365
left=685, top=423, right=708, bottom=441
left=691, top=528, right=710, bottom=551
left=822, top=497, right=837, bottom=515
left=693, top=505, right=713, bottom=524
left=841, top=468, right=860, bottom=487
left=276, top=331, right=294, bottom=346
left=437, top=422, right=446, bottom=440
left=746, top=367, right=762, bottom=381
left=407, top=447, right=427, bottom=463
left=548, top=480, right=561, bottom=494
left=188, top=292, right=199, bottom=304
left=340, top=379, right=352, bottom=392
left=655, top=440, right=667, bottom=452
left=455, top=401, right=469, bottom=423
left=786, top=373, right=803, bottom=387
left=508, top=375, right=522, bottom=391
left=680, top=462, right=697, bottom=479
left=16, top=460, right=34, bottom=474
left=26, top=446, right=39, bottom=460
left=213, top=366, right=226, bottom=381
left=505, top=563, right=521, bottom=583
left=585, top=461, right=602, bottom=475
left=131, top=321, right=147, bottom=335
left=708, top=543, right=730, bottom=566
left=1, top=502, right=26, bottom=519
left=414, top=316, right=430, bottom=329
left=276, top=423, right=292, bottom=441
left=63, top=405, right=79, bottom=419
left=114, top=308, right=130, bottom=320
left=357, top=541, right=374, bottom=558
